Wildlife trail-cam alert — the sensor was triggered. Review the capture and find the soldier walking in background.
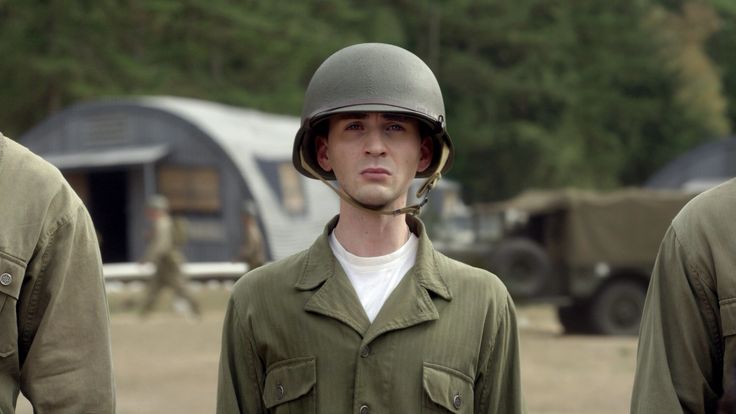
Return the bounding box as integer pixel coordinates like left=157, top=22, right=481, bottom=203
left=235, top=201, right=266, bottom=271
left=139, top=194, right=201, bottom=318
left=0, top=132, right=114, bottom=412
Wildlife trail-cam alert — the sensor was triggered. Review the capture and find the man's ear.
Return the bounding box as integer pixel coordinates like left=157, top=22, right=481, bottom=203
left=315, top=136, right=332, bottom=172
left=417, top=136, right=433, bottom=173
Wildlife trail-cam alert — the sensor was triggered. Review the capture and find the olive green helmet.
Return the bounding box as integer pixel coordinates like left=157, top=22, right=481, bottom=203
left=293, top=43, right=454, bottom=181
left=146, top=194, right=169, bottom=211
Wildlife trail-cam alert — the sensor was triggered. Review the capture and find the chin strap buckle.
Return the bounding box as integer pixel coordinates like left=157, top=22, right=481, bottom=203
left=416, top=172, right=441, bottom=199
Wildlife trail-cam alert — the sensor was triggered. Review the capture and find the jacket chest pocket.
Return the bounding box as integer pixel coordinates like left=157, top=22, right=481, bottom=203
left=263, top=356, right=316, bottom=414
left=0, top=253, right=25, bottom=359
left=422, top=362, right=474, bottom=414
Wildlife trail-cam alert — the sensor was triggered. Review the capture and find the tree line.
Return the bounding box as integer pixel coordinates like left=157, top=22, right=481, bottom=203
left=0, top=0, right=733, bottom=202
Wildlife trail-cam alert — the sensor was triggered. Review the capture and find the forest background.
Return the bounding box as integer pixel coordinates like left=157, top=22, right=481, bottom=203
left=1, top=0, right=734, bottom=202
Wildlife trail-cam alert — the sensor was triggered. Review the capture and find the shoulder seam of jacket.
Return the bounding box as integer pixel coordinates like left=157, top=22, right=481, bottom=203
left=671, top=225, right=722, bottom=356
left=20, top=203, right=82, bottom=348
left=477, top=292, right=512, bottom=412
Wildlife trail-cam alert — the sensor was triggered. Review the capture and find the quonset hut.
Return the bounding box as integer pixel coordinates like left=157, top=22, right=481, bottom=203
left=20, top=96, right=338, bottom=264
left=645, top=136, right=736, bottom=192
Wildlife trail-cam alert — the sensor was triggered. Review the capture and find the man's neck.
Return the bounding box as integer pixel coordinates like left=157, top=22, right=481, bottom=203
left=333, top=201, right=411, bottom=257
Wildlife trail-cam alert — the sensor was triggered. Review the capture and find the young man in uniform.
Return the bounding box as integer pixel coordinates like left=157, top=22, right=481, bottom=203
left=0, top=132, right=114, bottom=412
left=632, top=177, right=736, bottom=413
left=217, top=43, right=525, bottom=413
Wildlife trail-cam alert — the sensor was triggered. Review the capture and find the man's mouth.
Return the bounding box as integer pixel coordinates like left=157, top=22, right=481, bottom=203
left=361, top=167, right=391, bottom=176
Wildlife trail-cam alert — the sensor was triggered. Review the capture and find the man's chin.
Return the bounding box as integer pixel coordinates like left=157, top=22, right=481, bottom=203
left=360, top=202, right=390, bottom=210
left=351, top=192, right=396, bottom=211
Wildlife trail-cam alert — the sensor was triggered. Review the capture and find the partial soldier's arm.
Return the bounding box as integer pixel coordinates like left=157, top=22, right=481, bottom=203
left=217, top=296, right=266, bottom=414
left=631, top=225, right=720, bottom=413
left=476, top=293, right=526, bottom=414
left=19, top=203, right=115, bottom=413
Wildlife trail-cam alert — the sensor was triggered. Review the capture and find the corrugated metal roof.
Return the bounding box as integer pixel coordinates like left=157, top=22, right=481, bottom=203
left=135, top=96, right=338, bottom=260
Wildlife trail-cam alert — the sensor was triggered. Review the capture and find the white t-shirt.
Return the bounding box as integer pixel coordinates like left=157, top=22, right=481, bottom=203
left=329, top=232, right=419, bottom=322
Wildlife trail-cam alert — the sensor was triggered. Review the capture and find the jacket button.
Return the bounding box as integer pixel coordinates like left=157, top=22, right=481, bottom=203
left=453, top=393, right=462, bottom=409
left=276, top=384, right=285, bottom=400
left=360, top=346, right=370, bottom=358
left=0, top=273, right=11, bottom=286
left=359, top=404, right=369, bottom=414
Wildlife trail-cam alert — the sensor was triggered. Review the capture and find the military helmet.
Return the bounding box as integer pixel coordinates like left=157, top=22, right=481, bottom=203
left=293, top=43, right=454, bottom=180
left=146, top=194, right=169, bottom=211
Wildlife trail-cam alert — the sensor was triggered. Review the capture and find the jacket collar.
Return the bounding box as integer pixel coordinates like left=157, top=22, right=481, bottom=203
left=294, top=214, right=452, bottom=301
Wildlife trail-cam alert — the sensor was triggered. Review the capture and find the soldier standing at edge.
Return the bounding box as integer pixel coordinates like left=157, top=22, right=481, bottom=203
left=217, top=43, right=525, bottom=413
left=632, top=178, right=736, bottom=413
left=0, top=132, right=114, bottom=413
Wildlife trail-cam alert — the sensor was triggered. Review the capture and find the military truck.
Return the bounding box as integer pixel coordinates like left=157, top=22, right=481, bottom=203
left=432, top=188, right=696, bottom=335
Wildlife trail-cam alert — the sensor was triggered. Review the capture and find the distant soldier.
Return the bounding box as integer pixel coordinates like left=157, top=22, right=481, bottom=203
left=235, top=201, right=266, bottom=271
left=139, top=194, right=201, bottom=317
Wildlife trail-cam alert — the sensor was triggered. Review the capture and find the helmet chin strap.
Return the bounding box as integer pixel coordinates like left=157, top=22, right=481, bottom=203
left=300, top=145, right=449, bottom=216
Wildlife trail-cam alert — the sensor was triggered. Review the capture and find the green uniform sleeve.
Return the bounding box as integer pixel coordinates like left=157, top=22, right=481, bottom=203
left=19, top=205, right=115, bottom=413
left=631, top=226, right=720, bottom=413
left=217, top=296, right=266, bottom=414
left=476, top=293, right=526, bottom=414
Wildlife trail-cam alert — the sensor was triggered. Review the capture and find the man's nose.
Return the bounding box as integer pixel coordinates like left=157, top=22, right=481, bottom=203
left=363, top=127, right=387, bottom=155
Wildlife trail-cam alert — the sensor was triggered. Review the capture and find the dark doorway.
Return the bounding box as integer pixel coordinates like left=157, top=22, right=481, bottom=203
left=88, top=170, right=129, bottom=262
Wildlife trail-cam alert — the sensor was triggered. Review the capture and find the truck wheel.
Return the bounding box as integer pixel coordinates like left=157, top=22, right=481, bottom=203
left=557, top=303, right=593, bottom=334
left=488, top=238, right=551, bottom=298
left=589, top=279, right=647, bottom=336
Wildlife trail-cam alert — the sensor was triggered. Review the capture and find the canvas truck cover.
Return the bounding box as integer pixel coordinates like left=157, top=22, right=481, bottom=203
left=488, top=188, right=697, bottom=268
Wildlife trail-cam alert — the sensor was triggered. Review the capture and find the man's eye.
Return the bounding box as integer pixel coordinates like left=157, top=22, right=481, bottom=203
left=345, top=123, right=362, bottom=130
left=387, top=124, right=405, bottom=131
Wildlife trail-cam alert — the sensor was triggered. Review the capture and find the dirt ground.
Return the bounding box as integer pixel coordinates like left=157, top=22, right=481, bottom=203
left=16, top=286, right=638, bottom=413
left=517, top=305, right=637, bottom=414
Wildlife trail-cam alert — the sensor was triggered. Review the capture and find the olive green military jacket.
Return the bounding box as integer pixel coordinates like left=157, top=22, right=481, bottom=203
left=632, top=178, right=736, bottom=413
left=218, top=215, right=525, bottom=413
left=0, top=134, right=114, bottom=413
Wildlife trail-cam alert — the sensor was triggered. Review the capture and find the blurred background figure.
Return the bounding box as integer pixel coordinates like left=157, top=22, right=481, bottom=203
left=139, top=194, right=201, bottom=318
left=235, top=201, right=266, bottom=271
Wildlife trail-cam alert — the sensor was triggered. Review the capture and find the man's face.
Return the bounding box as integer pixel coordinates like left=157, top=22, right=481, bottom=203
left=315, top=112, right=433, bottom=209
left=145, top=208, right=161, bottom=221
